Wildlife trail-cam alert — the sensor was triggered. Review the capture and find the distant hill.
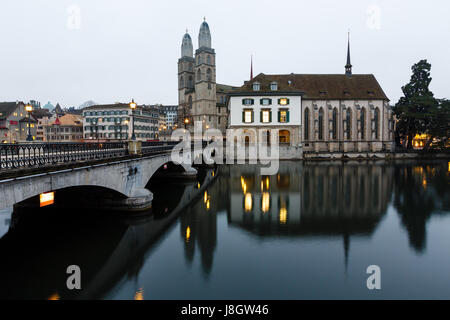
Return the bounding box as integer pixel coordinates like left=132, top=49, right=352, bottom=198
left=78, top=100, right=97, bottom=109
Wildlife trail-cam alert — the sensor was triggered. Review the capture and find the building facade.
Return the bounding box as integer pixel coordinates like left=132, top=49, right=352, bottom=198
left=43, top=114, right=83, bottom=142
left=0, top=102, right=37, bottom=143
left=177, top=19, right=237, bottom=133
left=228, top=40, right=394, bottom=155
left=82, top=103, right=159, bottom=141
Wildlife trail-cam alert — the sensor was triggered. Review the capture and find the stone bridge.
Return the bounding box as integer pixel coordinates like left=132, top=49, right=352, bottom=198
left=0, top=141, right=200, bottom=211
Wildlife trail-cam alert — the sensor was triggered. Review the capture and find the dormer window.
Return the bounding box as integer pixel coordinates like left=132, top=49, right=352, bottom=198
left=253, top=82, right=260, bottom=91
left=270, top=82, right=278, bottom=91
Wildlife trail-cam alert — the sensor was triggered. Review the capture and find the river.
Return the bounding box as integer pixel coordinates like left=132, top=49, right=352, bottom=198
left=0, top=160, right=449, bottom=299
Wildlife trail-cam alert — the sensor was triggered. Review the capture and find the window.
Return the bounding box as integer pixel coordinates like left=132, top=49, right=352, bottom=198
left=270, top=82, right=278, bottom=91
left=261, top=109, right=271, bottom=123
left=253, top=82, right=260, bottom=91
left=197, top=69, right=201, bottom=81
left=360, top=108, right=366, bottom=140
left=243, top=109, right=253, bottom=123
left=318, top=108, right=324, bottom=140
left=260, top=98, right=272, bottom=106
left=332, top=108, right=337, bottom=140
left=207, top=55, right=211, bottom=64
left=242, top=98, right=254, bottom=105
left=374, top=108, right=380, bottom=140
left=279, top=109, right=289, bottom=123
left=304, top=108, right=310, bottom=140
left=345, top=108, right=352, bottom=140
left=278, top=98, right=289, bottom=105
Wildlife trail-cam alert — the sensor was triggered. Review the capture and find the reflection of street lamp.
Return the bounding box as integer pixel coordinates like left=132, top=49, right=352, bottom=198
left=184, top=117, right=189, bottom=129
left=25, top=103, right=33, bottom=142
left=129, top=99, right=137, bottom=140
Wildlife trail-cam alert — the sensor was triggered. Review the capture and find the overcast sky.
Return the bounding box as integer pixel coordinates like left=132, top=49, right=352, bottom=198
left=0, top=0, right=449, bottom=107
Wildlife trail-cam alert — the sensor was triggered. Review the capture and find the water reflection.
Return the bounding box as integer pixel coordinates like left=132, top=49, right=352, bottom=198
left=0, top=161, right=448, bottom=299
left=393, top=162, right=450, bottom=253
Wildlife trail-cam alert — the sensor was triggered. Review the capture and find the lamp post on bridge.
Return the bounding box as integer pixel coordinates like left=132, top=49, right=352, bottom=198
left=25, top=103, right=33, bottom=142
left=129, top=99, right=137, bottom=141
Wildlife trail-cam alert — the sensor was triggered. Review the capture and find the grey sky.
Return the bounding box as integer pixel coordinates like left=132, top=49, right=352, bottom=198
left=0, top=0, right=449, bottom=107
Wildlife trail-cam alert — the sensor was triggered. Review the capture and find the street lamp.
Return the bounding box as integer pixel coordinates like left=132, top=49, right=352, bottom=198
left=184, top=117, right=189, bottom=129
left=129, top=99, right=137, bottom=140
left=25, top=103, right=33, bottom=142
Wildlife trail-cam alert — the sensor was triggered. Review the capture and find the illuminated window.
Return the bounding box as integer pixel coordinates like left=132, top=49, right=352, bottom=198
left=279, top=109, right=289, bottom=123
left=278, top=98, right=289, bottom=105
left=261, top=110, right=271, bottom=123
left=243, top=110, right=253, bottom=123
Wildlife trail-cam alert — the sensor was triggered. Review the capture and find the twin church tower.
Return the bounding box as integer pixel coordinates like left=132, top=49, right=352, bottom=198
left=177, top=19, right=236, bottom=132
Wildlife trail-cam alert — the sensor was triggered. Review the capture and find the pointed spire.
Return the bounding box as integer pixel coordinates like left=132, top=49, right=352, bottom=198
left=345, top=31, right=352, bottom=77
left=250, top=55, right=253, bottom=80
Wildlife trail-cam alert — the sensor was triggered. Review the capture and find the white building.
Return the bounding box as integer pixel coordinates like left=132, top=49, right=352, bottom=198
left=82, top=103, right=160, bottom=141
left=227, top=39, right=394, bottom=155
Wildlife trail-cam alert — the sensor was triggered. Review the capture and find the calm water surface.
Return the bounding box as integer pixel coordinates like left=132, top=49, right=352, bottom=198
left=0, top=160, right=449, bottom=299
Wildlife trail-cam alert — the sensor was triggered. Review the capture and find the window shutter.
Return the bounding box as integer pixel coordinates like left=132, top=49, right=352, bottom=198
left=269, top=99, right=272, bottom=105
left=278, top=110, right=281, bottom=122
left=286, top=98, right=290, bottom=105
left=269, top=110, right=272, bottom=122
left=251, top=99, right=254, bottom=105
left=242, top=110, right=245, bottom=123
left=287, top=110, right=290, bottom=123
left=251, top=110, right=254, bottom=122
left=277, top=99, right=281, bottom=104
left=260, top=110, right=263, bottom=122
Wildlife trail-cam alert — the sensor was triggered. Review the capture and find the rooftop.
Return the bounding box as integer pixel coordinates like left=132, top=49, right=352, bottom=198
left=230, top=73, right=389, bottom=100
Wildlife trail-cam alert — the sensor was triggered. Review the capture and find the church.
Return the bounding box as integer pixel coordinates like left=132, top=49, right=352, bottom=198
left=177, top=19, right=237, bottom=133
left=227, top=36, right=395, bottom=157
left=178, top=20, right=395, bottom=157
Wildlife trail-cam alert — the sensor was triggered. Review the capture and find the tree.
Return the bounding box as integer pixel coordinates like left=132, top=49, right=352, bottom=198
left=424, top=99, right=450, bottom=150
left=393, top=60, right=438, bottom=149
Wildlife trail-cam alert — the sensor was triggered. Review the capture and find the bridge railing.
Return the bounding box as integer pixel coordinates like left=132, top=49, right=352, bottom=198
left=0, top=142, right=128, bottom=170
left=0, top=140, right=210, bottom=171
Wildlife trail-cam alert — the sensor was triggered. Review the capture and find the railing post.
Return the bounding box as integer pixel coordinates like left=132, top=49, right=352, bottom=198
left=128, top=141, right=142, bottom=155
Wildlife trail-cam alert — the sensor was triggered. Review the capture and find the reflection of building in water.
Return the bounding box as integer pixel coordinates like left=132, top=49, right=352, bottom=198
left=227, top=162, right=393, bottom=266
left=179, top=167, right=229, bottom=277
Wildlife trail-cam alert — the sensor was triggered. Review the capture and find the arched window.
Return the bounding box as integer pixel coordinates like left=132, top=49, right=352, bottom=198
left=197, top=69, right=201, bottom=81
left=318, top=108, right=324, bottom=140
left=332, top=108, right=337, bottom=140
left=207, top=55, right=211, bottom=64
left=206, top=68, right=212, bottom=81
left=188, top=95, right=192, bottom=109
left=374, top=108, right=380, bottom=140
left=360, top=108, right=366, bottom=140
left=188, top=63, right=193, bottom=71
left=346, top=108, right=352, bottom=140
left=279, top=130, right=290, bottom=144
left=304, top=108, right=310, bottom=141
left=179, top=76, right=184, bottom=87
left=188, top=76, right=193, bottom=87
